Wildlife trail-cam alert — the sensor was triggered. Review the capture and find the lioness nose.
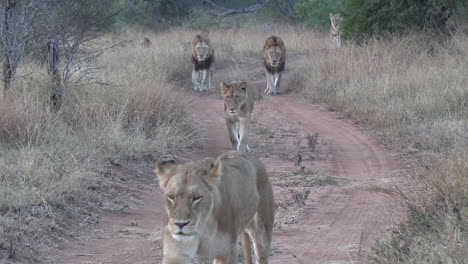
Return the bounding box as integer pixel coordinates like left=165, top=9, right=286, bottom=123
left=175, top=221, right=190, bottom=229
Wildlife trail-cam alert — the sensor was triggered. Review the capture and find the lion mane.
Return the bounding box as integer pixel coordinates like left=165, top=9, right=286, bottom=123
left=263, top=35, right=286, bottom=73
left=191, top=34, right=214, bottom=71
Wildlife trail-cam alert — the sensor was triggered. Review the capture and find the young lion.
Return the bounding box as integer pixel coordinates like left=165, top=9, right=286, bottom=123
left=191, top=35, right=214, bottom=91
left=330, top=13, right=343, bottom=49
left=263, top=35, right=286, bottom=95
left=155, top=152, right=274, bottom=264
left=220, top=81, right=254, bottom=152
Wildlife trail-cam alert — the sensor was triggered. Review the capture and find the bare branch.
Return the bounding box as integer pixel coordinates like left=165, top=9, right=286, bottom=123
left=200, top=0, right=265, bottom=17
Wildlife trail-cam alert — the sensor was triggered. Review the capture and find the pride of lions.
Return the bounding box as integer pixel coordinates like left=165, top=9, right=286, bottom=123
left=155, top=35, right=284, bottom=264
left=155, top=20, right=343, bottom=261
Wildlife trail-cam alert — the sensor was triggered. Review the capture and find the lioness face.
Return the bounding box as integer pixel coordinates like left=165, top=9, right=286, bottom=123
left=195, top=42, right=210, bottom=61
left=330, top=13, right=342, bottom=28
left=266, top=46, right=283, bottom=67
left=156, top=157, right=221, bottom=240
left=220, top=81, right=248, bottom=116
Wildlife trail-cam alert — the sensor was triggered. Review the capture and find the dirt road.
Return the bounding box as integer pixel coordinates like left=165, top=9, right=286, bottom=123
left=44, top=80, right=401, bottom=264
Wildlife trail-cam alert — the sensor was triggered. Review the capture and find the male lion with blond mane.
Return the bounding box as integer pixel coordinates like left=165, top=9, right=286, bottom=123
left=191, top=34, right=214, bottom=91
left=263, top=35, right=286, bottom=95
left=221, top=81, right=254, bottom=152
left=155, top=152, right=274, bottom=264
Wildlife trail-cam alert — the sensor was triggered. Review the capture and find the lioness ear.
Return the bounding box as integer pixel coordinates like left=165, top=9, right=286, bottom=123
left=238, top=82, right=248, bottom=92
left=330, top=13, right=333, bottom=18
left=155, top=155, right=177, bottom=188
left=205, top=158, right=222, bottom=189
left=220, top=82, right=230, bottom=95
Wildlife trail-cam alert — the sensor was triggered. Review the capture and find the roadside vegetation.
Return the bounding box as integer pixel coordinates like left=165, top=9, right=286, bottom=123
left=290, top=32, right=467, bottom=263
left=0, top=33, right=198, bottom=262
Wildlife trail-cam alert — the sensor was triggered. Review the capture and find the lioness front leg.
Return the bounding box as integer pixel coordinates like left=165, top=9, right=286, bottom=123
left=237, top=118, right=251, bottom=152
left=192, top=69, right=201, bottom=91
left=226, top=120, right=239, bottom=150
left=246, top=221, right=271, bottom=264
left=213, top=243, right=237, bottom=264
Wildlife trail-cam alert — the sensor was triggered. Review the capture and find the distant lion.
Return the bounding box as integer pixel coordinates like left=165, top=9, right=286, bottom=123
left=330, top=13, right=343, bottom=48
left=191, top=35, right=214, bottom=91
left=155, top=151, right=274, bottom=264
left=263, top=35, right=286, bottom=95
left=142, top=37, right=151, bottom=48
left=221, top=81, right=254, bottom=152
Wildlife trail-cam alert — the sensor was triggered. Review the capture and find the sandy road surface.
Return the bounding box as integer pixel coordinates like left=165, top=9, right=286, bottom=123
left=44, top=80, right=401, bottom=264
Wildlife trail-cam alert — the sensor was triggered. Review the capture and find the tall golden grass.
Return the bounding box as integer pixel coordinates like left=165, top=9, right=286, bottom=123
left=290, top=34, right=467, bottom=153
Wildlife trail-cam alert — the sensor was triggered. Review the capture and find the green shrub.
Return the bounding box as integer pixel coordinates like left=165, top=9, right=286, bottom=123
left=294, top=0, right=343, bottom=30
left=341, top=0, right=468, bottom=40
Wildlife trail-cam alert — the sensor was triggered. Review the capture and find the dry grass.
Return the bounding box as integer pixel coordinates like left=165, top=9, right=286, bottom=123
left=370, top=154, right=467, bottom=263
left=290, top=33, right=468, bottom=263
left=0, top=31, right=199, bottom=261
left=290, top=34, right=467, bottom=153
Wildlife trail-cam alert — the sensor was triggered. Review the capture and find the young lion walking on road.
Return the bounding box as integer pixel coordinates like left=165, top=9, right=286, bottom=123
left=155, top=152, right=274, bottom=264
left=221, top=81, right=254, bottom=152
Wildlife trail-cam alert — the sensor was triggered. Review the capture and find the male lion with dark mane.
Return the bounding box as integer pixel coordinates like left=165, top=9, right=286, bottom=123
left=263, top=35, right=286, bottom=95
left=155, top=152, right=274, bottom=264
left=191, top=34, right=214, bottom=91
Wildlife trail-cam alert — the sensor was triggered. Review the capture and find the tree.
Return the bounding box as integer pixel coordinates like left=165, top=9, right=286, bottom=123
left=341, top=0, right=463, bottom=40
left=1, top=0, right=38, bottom=95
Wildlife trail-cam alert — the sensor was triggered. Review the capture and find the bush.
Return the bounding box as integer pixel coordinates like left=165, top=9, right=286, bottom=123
left=183, top=8, right=222, bottom=31
left=341, top=0, right=468, bottom=40
left=294, top=0, right=343, bottom=30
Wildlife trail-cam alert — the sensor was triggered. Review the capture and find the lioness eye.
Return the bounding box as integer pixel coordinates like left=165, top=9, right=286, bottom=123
left=167, top=195, right=175, bottom=202
left=193, top=196, right=202, bottom=203
left=235, top=96, right=239, bottom=100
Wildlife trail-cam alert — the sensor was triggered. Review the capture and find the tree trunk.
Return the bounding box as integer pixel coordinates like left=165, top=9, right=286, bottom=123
left=2, top=0, right=17, bottom=96
left=47, top=38, right=62, bottom=110
left=151, top=0, right=162, bottom=25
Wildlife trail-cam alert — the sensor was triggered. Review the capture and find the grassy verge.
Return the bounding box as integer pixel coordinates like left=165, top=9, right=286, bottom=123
left=290, top=33, right=467, bottom=262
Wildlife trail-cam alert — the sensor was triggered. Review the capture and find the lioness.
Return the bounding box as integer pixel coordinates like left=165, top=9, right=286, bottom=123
left=155, top=152, right=274, bottom=264
left=330, top=13, right=343, bottom=49
left=221, top=81, right=254, bottom=152
left=191, top=35, right=214, bottom=91
left=263, top=36, right=286, bottom=95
